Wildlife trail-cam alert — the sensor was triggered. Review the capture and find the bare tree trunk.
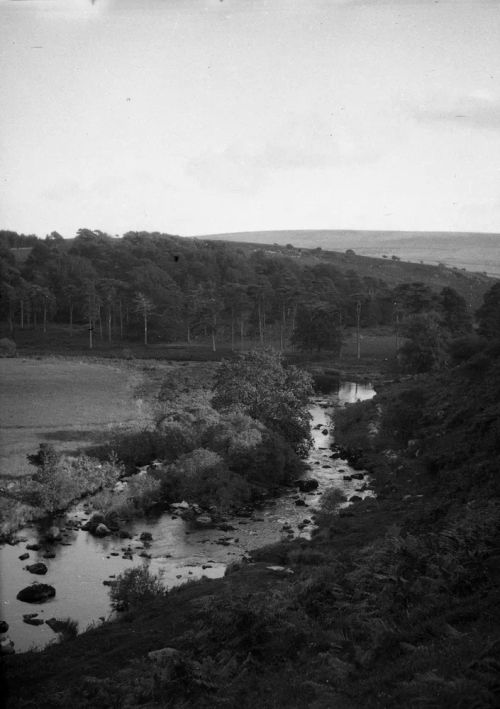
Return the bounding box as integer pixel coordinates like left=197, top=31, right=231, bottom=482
left=20, top=300, right=24, bottom=329
left=258, top=301, right=264, bottom=346
left=119, top=300, right=124, bottom=339
left=240, top=318, right=244, bottom=350
left=212, top=313, right=217, bottom=352
left=98, top=305, right=103, bottom=339
left=280, top=302, right=286, bottom=351
left=88, top=295, right=93, bottom=349
left=144, top=312, right=148, bottom=345
left=69, top=303, right=73, bottom=336
left=187, top=324, right=191, bottom=344
left=8, top=304, right=14, bottom=334
left=108, top=308, right=112, bottom=343
left=43, top=300, right=47, bottom=333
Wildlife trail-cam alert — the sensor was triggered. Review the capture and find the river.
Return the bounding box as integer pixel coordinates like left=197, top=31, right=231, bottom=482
left=0, top=380, right=375, bottom=654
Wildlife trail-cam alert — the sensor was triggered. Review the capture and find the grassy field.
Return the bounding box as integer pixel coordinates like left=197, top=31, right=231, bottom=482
left=0, top=358, right=154, bottom=478
left=0, top=328, right=395, bottom=480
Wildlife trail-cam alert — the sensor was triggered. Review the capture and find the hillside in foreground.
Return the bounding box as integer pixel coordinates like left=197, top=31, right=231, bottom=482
left=3, top=343, right=500, bottom=708
left=197, top=230, right=500, bottom=277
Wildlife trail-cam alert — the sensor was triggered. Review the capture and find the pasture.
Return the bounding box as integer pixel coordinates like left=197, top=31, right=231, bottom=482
left=0, top=358, right=154, bottom=478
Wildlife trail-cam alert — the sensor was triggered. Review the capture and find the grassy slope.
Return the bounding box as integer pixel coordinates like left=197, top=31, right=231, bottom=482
left=197, top=229, right=500, bottom=277
left=191, top=236, right=494, bottom=312
left=3, top=352, right=500, bottom=708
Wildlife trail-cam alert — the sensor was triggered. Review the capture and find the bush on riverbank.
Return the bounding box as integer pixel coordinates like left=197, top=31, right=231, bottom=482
left=89, top=359, right=311, bottom=516
left=16, top=446, right=123, bottom=513
left=109, top=564, right=165, bottom=611
left=155, top=448, right=253, bottom=512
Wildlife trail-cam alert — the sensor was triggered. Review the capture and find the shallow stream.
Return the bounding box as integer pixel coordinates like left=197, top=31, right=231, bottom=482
left=0, top=381, right=375, bottom=653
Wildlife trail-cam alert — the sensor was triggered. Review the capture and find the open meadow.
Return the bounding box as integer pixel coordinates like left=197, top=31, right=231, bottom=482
left=0, top=358, right=155, bottom=478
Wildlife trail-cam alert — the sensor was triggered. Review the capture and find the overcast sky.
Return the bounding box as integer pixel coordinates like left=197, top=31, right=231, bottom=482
left=1, top=0, right=500, bottom=238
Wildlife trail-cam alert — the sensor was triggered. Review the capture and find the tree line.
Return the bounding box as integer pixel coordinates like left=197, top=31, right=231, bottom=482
left=1, top=228, right=495, bottom=360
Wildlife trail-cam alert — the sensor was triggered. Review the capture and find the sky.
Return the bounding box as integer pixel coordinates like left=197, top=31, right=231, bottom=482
left=1, top=0, right=500, bottom=238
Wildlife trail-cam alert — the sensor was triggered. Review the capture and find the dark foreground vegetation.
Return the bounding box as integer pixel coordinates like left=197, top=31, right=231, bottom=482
left=1, top=229, right=499, bottom=706
left=3, top=331, right=500, bottom=708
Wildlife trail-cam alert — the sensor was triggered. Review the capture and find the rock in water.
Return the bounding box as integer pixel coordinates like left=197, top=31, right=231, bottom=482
left=295, top=479, right=319, bottom=493
left=0, top=620, right=9, bottom=634
left=23, top=616, right=44, bottom=626
left=0, top=636, right=15, bottom=655
left=93, top=523, right=111, bottom=537
left=45, top=525, right=62, bottom=542
left=17, top=583, right=56, bottom=603
left=26, top=562, right=48, bottom=575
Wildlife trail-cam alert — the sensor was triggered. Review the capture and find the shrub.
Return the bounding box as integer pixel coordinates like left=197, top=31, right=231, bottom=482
left=46, top=617, right=79, bottom=641
left=201, top=407, right=263, bottom=458
left=157, top=448, right=252, bottom=510
left=320, top=487, right=347, bottom=512
left=109, top=564, right=165, bottom=611
left=228, top=430, right=305, bottom=487
left=0, top=337, right=16, bottom=357
left=104, top=422, right=194, bottom=472
left=379, top=387, right=426, bottom=446
left=212, top=350, right=313, bottom=455
left=334, top=399, right=377, bottom=451
left=20, top=447, right=123, bottom=513
left=312, top=371, right=340, bottom=394
left=448, top=334, right=483, bottom=364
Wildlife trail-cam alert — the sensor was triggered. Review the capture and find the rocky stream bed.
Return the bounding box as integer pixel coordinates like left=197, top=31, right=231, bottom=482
left=0, top=381, right=375, bottom=654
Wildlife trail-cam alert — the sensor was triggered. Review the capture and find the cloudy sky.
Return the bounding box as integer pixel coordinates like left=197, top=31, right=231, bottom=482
left=1, top=0, right=500, bottom=238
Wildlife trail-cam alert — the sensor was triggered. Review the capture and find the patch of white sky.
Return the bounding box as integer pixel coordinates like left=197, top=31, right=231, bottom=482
left=0, top=0, right=499, bottom=236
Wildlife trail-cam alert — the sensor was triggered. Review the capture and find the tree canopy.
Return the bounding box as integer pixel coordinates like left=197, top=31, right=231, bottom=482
left=212, top=349, right=313, bottom=455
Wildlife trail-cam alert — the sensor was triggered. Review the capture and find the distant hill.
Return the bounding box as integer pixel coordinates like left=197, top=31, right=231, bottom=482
left=196, top=230, right=500, bottom=277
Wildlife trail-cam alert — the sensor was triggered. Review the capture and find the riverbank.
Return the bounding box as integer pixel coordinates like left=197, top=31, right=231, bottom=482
left=4, top=353, right=500, bottom=708
left=0, top=384, right=375, bottom=655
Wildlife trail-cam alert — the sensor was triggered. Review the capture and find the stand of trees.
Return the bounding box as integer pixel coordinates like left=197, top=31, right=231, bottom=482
left=0, top=228, right=492, bottom=367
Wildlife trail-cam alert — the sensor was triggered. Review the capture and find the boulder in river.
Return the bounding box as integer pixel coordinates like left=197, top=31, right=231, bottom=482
left=23, top=615, right=44, bottom=626
left=0, top=620, right=8, bottom=634
left=19, top=553, right=30, bottom=561
left=217, top=523, right=236, bottom=532
left=26, top=543, right=41, bottom=551
left=296, top=479, right=319, bottom=493
left=0, top=636, right=15, bottom=655
left=139, top=532, right=153, bottom=542
left=45, top=525, right=62, bottom=542
left=16, top=583, right=56, bottom=603
left=171, top=501, right=190, bottom=510
left=350, top=473, right=365, bottom=480
left=26, top=562, right=48, bottom=575
left=82, top=513, right=107, bottom=534
left=93, top=523, right=111, bottom=537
